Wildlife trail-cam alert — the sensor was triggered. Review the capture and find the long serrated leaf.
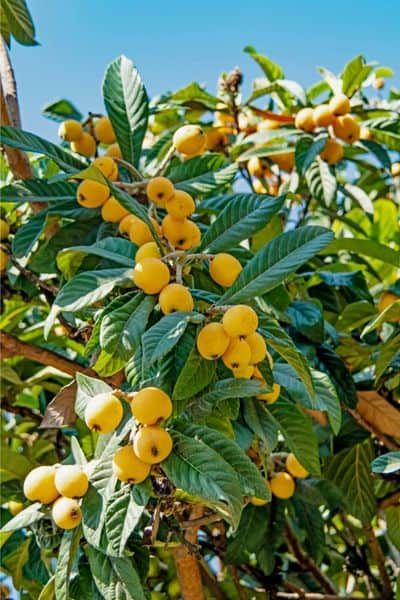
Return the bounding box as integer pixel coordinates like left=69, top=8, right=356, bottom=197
left=305, top=157, right=337, bottom=206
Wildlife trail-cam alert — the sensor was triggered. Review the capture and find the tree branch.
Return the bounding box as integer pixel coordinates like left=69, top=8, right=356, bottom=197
left=172, top=505, right=205, bottom=600
left=363, top=523, right=394, bottom=600
left=378, top=490, right=400, bottom=510
left=345, top=407, right=399, bottom=451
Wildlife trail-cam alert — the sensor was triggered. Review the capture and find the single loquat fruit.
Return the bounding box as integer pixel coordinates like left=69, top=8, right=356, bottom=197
left=187, top=220, right=201, bottom=247
left=52, top=497, right=82, bottom=530
left=215, top=108, right=235, bottom=127
left=92, top=156, right=118, bottom=181
left=131, top=387, right=173, bottom=425
left=71, top=132, right=97, bottom=157
left=23, top=466, right=59, bottom=504
left=7, top=501, right=24, bottom=516
left=159, top=283, right=194, bottom=315
left=285, top=453, right=309, bottom=479
left=146, top=177, right=175, bottom=208
left=333, top=115, right=360, bottom=144
left=162, top=215, right=194, bottom=249
left=209, top=253, right=242, bottom=288
left=294, top=108, right=315, bottom=132
left=128, top=217, right=154, bottom=246
left=329, top=93, right=350, bottom=116
left=95, top=116, right=116, bottom=144
left=76, top=179, right=110, bottom=208
left=173, top=125, right=205, bottom=156
left=222, top=305, right=258, bottom=337
left=58, top=120, right=83, bottom=142
left=0, top=219, right=10, bottom=240
left=204, top=127, right=227, bottom=150
left=105, top=143, right=122, bottom=158
left=269, top=472, right=295, bottom=499
left=313, top=104, right=334, bottom=127
left=135, top=241, right=161, bottom=262
left=119, top=214, right=137, bottom=235
left=246, top=332, right=267, bottom=364
left=257, top=382, right=281, bottom=404
left=84, top=392, right=123, bottom=434
left=101, top=197, right=129, bottom=222
left=0, top=248, right=9, bottom=273
left=222, top=338, right=251, bottom=370
left=133, top=257, right=170, bottom=294
left=247, top=156, right=271, bottom=178
left=166, top=190, right=195, bottom=219
left=231, top=364, right=255, bottom=379
left=320, top=138, right=344, bottom=165
left=133, top=426, right=173, bottom=464
left=197, top=322, right=231, bottom=359
left=54, top=465, right=89, bottom=498
left=112, top=444, right=151, bottom=483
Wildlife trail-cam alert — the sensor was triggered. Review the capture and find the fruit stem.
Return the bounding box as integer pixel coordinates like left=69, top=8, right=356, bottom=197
left=115, top=158, right=144, bottom=182
left=154, top=144, right=175, bottom=177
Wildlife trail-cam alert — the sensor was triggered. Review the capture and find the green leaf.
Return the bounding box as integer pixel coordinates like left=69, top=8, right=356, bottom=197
left=170, top=81, right=219, bottom=109
left=244, top=45, right=284, bottom=81
left=192, top=378, right=265, bottom=421
left=42, top=99, right=82, bottom=122
left=103, top=55, right=149, bottom=167
left=163, top=430, right=243, bottom=527
left=54, top=528, right=81, bottom=600
left=311, top=370, right=341, bottom=434
left=1, top=178, right=77, bottom=203
left=371, top=452, right=400, bottom=474
left=0, top=503, right=44, bottom=532
left=357, top=139, right=391, bottom=169
left=0, top=446, right=34, bottom=481
left=167, top=154, right=238, bottom=196
left=2, top=537, right=30, bottom=590
left=100, top=293, right=155, bottom=360
left=385, top=506, right=400, bottom=549
left=87, top=546, right=146, bottom=600
left=75, top=372, right=112, bottom=419
left=1, top=0, right=38, bottom=45
left=219, top=226, right=334, bottom=303
left=341, top=183, right=373, bottom=214
left=341, top=55, right=373, bottom=97
left=0, top=126, right=87, bottom=172
left=225, top=505, right=269, bottom=564
left=71, top=436, right=87, bottom=465
left=292, top=497, right=326, bottom=563
left=325, top=440, right=376, bottom=522
left=305, top=157, right=337, bottom=206
left=199, top=193, right=284, bottom=253
left=173, top=339, right=216, bottom=404
left=287, top=300, right=324, bottom=343
left=12, top=210, right=47, bottom=257
left=375, top=333, right=400, bottom=381
left=105, top=485, right=147, bottom=556
left=57, top=237, right=135, bottom=279
left=323, top=238, right=400, bottom=267
left=295, top=134, right=328, bottom=174
left=242, top=399, right=278, bottom=453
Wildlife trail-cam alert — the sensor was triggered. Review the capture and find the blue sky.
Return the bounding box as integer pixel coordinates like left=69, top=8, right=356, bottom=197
left=11, top=0, right=400, bottom=141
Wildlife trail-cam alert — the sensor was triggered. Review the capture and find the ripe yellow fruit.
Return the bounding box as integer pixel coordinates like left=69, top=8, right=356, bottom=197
left=222, top=338, right=251, bottom=370
left=247, top=156, right=270, bottom=178
left=313, top=104, right=334, bottom=127
left=269, top=472, right=295, bottom=499
left=101, top=197, right=129, bottom=222
left=23, top=466, right=59, bottom=504
left=146, top=177, right=175, bottom=208
left=187, top=220, right=201, bottom=247
left=257, top=382, right=281, bottom=404
left=373, top=77, right=385, bottom=90
left=285, top=453, right=309, bottom=479
left=159, top=283, right=194, bottom=315
left=112, top=445, right=151, bottom=483
left=0, top=219, right=10, bottom=240
left=378, top=291, right=400, bottom=322
left=119, top=214, right=137, bottom=235
left=131, top=387, right=172, bottom=425
left=329, top=93, right=351, bottom=116
left=215, top=109, right=235, bottom=126
left=204, top=127, right=227, bottom=150
left=133, top=257, right=170, bottom=294
left=197, top=322, right=231, bottom=359
left=246, top=332, right=267, bottom=364
left=162, top=215, right=193, bottom=249
left=95, top=116, right=116, bottom=144
left=84, top=393, right=123, bottom=433
left=92, top=156, right=118, bottom=181
left=7, top=501, right=24, bottom=516
left=77, top=180, right=110, bottom=208
left=391, top=162, right=400, bottom=178
left=135, top=241, right=161, bottom=262
left=58, top=120, right=83, bottom=142
left=71, top=132, right=96, bottom=157
left=333, top=115, right=360, bottom=144
left=54, top=465, right=89, bottom=498
left=166, top=190, right=195, bottom=219
left=320, top=138, right=344, bottom=165
left=222, top=305, right=258, bottom=337
left=52, top=497, right=82, bottom=530
left=270, top=151, right=294, bottom=172
left=105, top=143, right=122, bottom=158
left=209, top=253, right=242, bottom=288
left=128, top=217, right=154, bottom=246
left=172, top=125, right=205, bottom=156
left=0, top=248, right=9, bottom=272
left=231, top=364, right=254, bottom=379
left=294, top=108, right=315, bottom=132
left=133, top=426, right=173, bottom=464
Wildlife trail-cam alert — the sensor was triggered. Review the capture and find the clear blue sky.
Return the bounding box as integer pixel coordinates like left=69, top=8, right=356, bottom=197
left=11, top=0, right=400, bottom=141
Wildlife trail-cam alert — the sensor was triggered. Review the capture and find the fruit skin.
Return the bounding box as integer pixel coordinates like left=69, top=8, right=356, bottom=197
left=197, top=322, right=230, bottom=359
left=133, top=257, right=170, bottom=295
left=166, top=190, right=195, bottom=219
left=250, top=496, right=268, bottom=506
left=131, top=387, right=173, bottom=425
left=204, top=127, right=227, bottom=150
left=329, top=93, right=350, bottom=116
left=320, top=138, right=344, bottom=165
left=232, top=364, right=254, bottom=379
left=257, top=382, right=281, bottom=404
left=101, top=197, right=129, bottom=222
left=159, top=283, right=194, bottom=315
left=146, top=177, right=175, bottom=208
left=71, top=132, right=97, bottom=157
left=23, top=466, right=59, bottom=504
left=294, top=108, right=315, bottom=132
left=222, top=305, right=258, bottom=337
left=95, top=116, right=116, bottom=144
left=54, top=465, right=89, bottom=498
left=0, top=248, right=9, bottom=273
left=246, top=332, right=267, bottom=364
left=84, top=392, right=123, bottom=434
left=270, top=151, right=294, bottom=172
left=285, top=453, right=309, bottom=479
left=247, top=156, right=270, bottom=178
left=135, top=241, right=161, bottom=262
left=7, top=501, right=24, bottom=516
left=0, top=219, right=10, bottom=240
left=222, top=338, right=251, bottom=370
left=270, top=472, right=295, bottom=499
left=210, top=253, right=242, bottom=288
left=77, top=180, right=110, bottom=208
left=112, top=445, right=151, bottom=483
left=172, top=125, right=205, bottom=156
left=134, top=426, right=173, bottom=464
left=128, top=217, right=154, bottom=246
left=92, top=156, right=118, bottom=181
left=333, top=115, right=360, bottom=144
left=313, top=104, right=334, bottom=127
left=391, top=162, right=400, bottom=177
left=119, top=214, right=138, bottom=235
left=378, top=291, right=400, bottom=322
left=162, top=215, right=194, bottom=250
left=105, top=143, right=122, bottom=158
left=52, top=497, right=82, bottom=530
left=187, top=220, right=201, bottom=247
left=373, top=77, right=385, bottom=90
left=58, top=120, right=83, bottom=142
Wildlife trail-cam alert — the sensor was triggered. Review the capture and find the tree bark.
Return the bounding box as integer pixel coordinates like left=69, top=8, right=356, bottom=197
left=364, top=523, right=394, bottom=600
left=172, top=505, right=205, bottom=600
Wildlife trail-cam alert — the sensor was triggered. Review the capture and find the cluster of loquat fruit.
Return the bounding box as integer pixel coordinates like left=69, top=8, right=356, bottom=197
left=58, top=115, right=120, bottom=158
left=251, top=452, right=309, bottom=505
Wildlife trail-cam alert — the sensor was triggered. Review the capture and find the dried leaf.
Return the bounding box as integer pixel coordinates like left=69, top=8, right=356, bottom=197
left=357, top=391, right=400, bottom=437
left=40, top=381, right=77, bottom=428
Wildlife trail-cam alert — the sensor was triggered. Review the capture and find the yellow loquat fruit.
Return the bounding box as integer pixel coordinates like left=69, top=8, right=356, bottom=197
left=165, top=190, right=195, bottom=219
left=101, top=197, right=129, bottom=222
left=333, top=115, right=360, bottom=144
left=54, top=465, right=89, bottom=498
left=222, top=305, right=258, bottom=337
left=92, top=156, right=118, bottom=181
left=196, top=322, right=231, bottom=360
left=172, top=125, right=205, bottom=156
left=84, top=392, right=123, bottom=434
left=313, top=104, right=334, bottom=127
left=329, top=93, right=351, bottom=116
left=294, top=108, right=315, bottom=132
left=285, top=453, right=309, bottom=479
left=94, top=116, right=116, bottom=144
left=23, top=466, right=59, bottom=504
left=246, top=332, right=267, bottom=364
left=58, top=120, right=83, bottom=142
left=209, top=253, right=242, bottom=288
left=112, top=445, right=151, bottom=484
left=71, top=132, right=96, bottom=157
left=146, top=177, right=175, bottom=208
left=133, top=257, right=170, bottom=294
left=320, top=138, right=344, bottom=165
left=135, top=241, right=161, bottom=262
left=133, top=426, right=173, bottom=464
left=222, top=338, right=251, bottom=370
left=269, top=472, right=295, bottom=499
left=159, top=283, right=194, bottom=315
left=131, top=387, right=172, bottom=425
left=76, top=179, right=110, bottom=208
left=52, top=497, right=82, bottom=530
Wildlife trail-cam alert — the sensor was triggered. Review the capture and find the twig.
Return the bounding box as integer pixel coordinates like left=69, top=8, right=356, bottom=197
left=180, top=513, right=221, bottom=529
left=8, top=254, right=58, bottom=297
left=378, top=490, right=400, bottom=510
left=154, top=145, right=175, bottom=177
left=345, top=407, right=400, bottom=451
left=115, top=158, right=143, bottom=182
left=364, top=523, right=394, bottom=600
